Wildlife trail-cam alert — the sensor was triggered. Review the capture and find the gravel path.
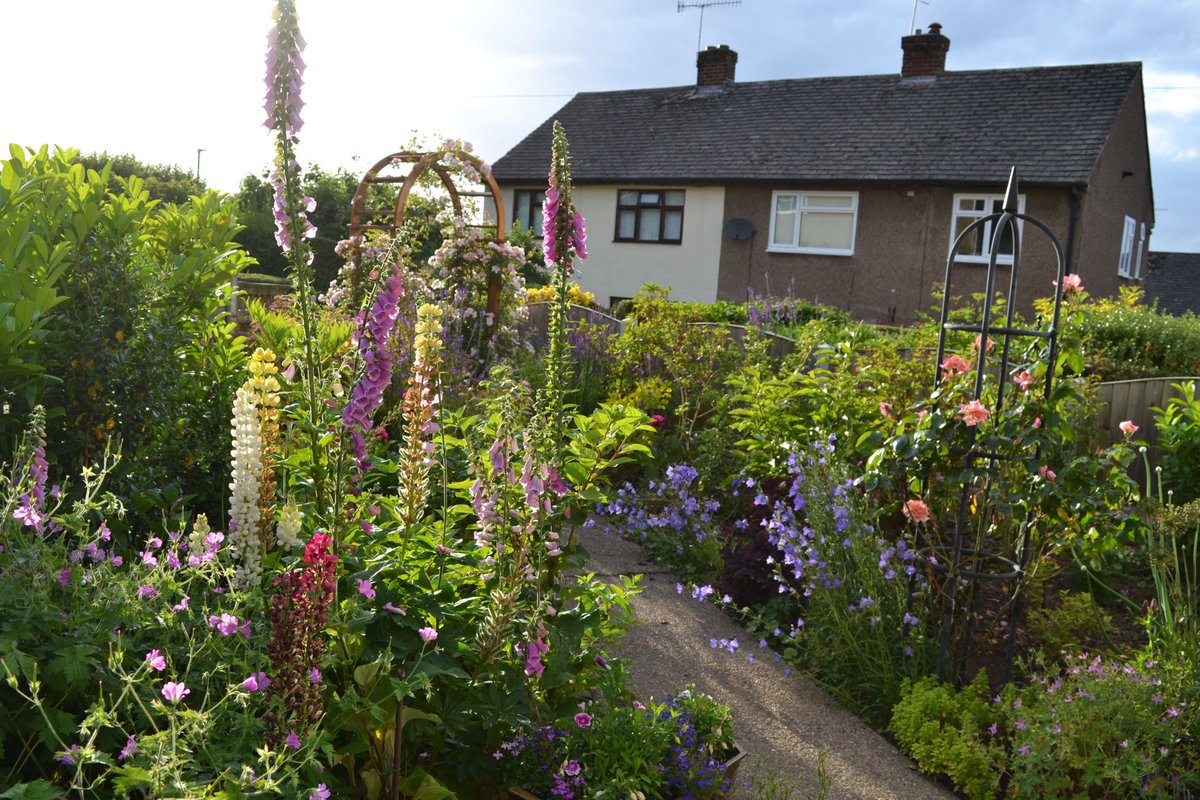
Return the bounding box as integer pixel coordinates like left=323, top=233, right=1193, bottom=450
left=576, top=525, right=958, bottom=800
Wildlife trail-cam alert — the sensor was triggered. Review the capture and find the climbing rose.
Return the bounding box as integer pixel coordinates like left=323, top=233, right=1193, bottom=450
left=902, top=500, right=931, bottom=524
left=1119, top=419, right=1138, bottom=436
left=957, top=400, right=990, bottom=427
left=1055, top=273, right=1083, bottom=293
left=941, top=355, right=971, bottom=376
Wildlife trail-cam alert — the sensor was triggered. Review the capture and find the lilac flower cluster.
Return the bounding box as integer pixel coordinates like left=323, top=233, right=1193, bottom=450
left=341, top=266, right=404, bottom=466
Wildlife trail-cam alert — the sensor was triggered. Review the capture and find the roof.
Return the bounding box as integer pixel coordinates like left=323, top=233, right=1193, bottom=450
left=492, top=62, right=1141, bottom=188
left=1145, top=251, right=1200, bottom=316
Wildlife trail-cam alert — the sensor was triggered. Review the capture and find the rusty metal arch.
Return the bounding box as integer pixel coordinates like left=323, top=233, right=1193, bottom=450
left=348, top=148, right=508, bottom=319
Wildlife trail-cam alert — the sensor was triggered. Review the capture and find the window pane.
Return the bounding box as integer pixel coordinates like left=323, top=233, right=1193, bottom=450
left=639, top=192, right=660, bottom=205
left=664, top=190, right=685, bottom=206
left=798, top=212, right=853, bottom=250
left=803, top=194, right=853, bottom=209
left=618, top=190, right=638, bottom=206
left=955, top=216, right=984, bottom=256
left=772, top=206, right=792, bottom=244
left=532, top=204, right=544, bottom=236
left=959, top=197, right=986, bottom=213
left=638, top=209, right=662, bottom=241
left=617, top=209, right=636, bottom=239
left=663, top=210, right=683, bottom=240
left=514, top=192, right=530, bottom=225
left=994, top=218, right=1016, bottom=255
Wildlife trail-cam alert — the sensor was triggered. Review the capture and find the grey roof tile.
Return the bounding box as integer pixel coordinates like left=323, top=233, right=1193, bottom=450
left=1146, top=251, right=1200, bottom=316
left=492, top=62, right=1141, bottom=187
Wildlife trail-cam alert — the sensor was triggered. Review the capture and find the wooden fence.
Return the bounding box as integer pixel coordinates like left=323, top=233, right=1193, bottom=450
left=1095, top=377, right=1199, bottom=453
left=517, top=302, right=801, bottom=359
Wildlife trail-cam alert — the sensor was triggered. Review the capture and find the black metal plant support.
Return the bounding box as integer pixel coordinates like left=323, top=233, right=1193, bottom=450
left=927, top=167, right=1067, bottom=686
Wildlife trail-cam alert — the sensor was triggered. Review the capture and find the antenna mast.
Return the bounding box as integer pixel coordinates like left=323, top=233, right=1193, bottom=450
left=677, top=0, right=742, bottom=53
left=909, top=0, right=930, bottom=34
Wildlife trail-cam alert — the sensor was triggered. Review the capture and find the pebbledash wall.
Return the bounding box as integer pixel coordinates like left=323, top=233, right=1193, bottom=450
left=506, top=185, right=727, bottom=306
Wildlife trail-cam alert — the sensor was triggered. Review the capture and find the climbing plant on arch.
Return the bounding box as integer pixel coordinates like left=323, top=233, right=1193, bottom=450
left=344, top=140, right=527, bottom=373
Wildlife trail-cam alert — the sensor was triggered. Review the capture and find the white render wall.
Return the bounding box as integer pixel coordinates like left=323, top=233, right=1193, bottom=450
left=506, top=185, right=725, bottom=307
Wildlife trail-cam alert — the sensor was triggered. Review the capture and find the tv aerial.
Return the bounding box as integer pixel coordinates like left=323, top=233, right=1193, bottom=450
left=677, top=0, right=742, bottom=53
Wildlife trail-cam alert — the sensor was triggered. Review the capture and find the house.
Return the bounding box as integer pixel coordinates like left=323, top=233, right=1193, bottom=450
left=1144, top=252, right=1200, bottom=315
left=491, top=24, right=1154, bottom=323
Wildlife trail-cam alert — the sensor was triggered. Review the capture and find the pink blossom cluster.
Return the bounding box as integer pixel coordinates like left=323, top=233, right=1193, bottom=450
left=541, top=122, right=588, bottom=270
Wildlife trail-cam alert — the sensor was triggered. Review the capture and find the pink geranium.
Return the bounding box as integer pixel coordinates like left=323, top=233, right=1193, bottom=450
left=957, top=400, right=990, bottom=427
left=161, top=681, right=190, bottom=704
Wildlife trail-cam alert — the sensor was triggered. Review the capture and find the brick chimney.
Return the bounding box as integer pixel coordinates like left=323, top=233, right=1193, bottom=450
left=900, top=22, right=950, bottom=78
left=697, top=44, right=738, bottom=87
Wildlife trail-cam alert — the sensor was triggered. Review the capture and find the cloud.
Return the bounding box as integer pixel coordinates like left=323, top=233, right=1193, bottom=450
left=1144, top=69, right=1200, bottom=119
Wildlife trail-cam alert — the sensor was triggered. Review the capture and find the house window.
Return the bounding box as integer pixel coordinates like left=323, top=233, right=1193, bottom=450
left=767, top=191, right=859, bottom=255
left=1131, top=221, right=1147, bottom=280
left=615, top=189, right=685, bottom=244
left=950, top=194, right=1026, bottom=264
left=512, top=189, right=545, bottom=235
left=1118, top=216, right=1138, bottom=278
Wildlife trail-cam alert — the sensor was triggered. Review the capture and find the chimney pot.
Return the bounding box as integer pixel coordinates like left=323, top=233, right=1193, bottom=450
left=900, top=22, right=950, bottom=79
left=697, top=44, right=738, bottom=88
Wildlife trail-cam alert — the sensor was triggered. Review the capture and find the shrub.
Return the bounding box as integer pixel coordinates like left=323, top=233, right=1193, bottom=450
left=1069, top=287, right=1200, bottom=380
left=890, top=671, right=1006, bottom=800
left=1154, top=381, right=1200, bottom=504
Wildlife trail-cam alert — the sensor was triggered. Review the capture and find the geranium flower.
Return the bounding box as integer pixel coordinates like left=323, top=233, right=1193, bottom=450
left=285, top=730, right=302, bottom=750
left=357, top=578, right=375, bottom=599
left=161, top=682, right=190, bottom=704
left=242, top=671, right=270, bottom=692
left=418, top=626, right=438, bottom=643
left=145, top=649, right=167, bottom=672
left=574, top=712, right=592, bottom=728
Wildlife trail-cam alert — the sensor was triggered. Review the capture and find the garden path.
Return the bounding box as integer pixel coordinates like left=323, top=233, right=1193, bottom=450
left=575, top=525, right=957, bottom=800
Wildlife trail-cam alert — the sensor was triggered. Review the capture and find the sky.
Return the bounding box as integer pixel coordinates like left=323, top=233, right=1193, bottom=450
left=7, top=0, right=1198, bottom=251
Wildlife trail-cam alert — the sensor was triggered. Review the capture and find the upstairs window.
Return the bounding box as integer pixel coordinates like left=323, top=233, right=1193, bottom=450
left=512, top=189, right=545, bottom=235
left=615, top=189, right=685, bottom=244
left=950, top=194, right=1026, bottom=264
left=768, top=191, right=859, bottom=255
left=1118, top=216, right=1140, bottom=279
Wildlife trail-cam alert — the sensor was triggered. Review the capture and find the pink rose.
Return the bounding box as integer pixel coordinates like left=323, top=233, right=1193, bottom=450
left=957, top=400, right=990, bottom=427
left=902, top=499, right=931, bottom=524
left=1119, top=420, right=1138, bottom=436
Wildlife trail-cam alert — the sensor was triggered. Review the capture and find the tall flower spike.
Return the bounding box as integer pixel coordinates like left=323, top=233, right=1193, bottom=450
left=264, top=0, right=317, bottom=259
left=228, top=385, right=265, bottom=590
left=541, top=121, right=587, bottom=271
left=247, top=348, right=282, bottom=548
left=397, top=303, right=444, bottom=527
left=342, top=265, right=405, bottom=471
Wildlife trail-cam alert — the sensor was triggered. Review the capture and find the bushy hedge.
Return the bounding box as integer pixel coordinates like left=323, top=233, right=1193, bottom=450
left=1071, top=288, right=1200, bottom=380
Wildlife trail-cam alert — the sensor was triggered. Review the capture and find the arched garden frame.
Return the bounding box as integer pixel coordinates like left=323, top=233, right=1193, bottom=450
left=348, top=146, right=508, bottom=322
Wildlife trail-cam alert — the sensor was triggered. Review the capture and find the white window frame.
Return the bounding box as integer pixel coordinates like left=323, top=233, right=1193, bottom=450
left=767, top=190, right=859, bottom=256
left=1133, top=222, right=1147, bottom=280
left=949, top=194, right=1027, bottom=265
left=1118, top=215, right=1137, bottom=278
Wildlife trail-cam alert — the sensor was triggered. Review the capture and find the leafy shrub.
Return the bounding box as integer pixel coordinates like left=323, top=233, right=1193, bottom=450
left=1006, top=653, right=1197, bottom=799
left=1026, top=591, right=1113, bottom=657
left=1154, top=381, right=1200, bottom=504
left=890, top=671, right=1006, bottom=800
left=1069, top=286, right=1200, bottom=380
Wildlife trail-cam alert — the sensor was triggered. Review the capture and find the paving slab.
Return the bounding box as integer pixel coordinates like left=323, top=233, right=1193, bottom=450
left=574, top=525, right=957, bottom=800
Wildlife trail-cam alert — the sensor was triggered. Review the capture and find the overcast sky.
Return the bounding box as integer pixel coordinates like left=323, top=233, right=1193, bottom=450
left=7, top=0, right=1198, bottom=251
